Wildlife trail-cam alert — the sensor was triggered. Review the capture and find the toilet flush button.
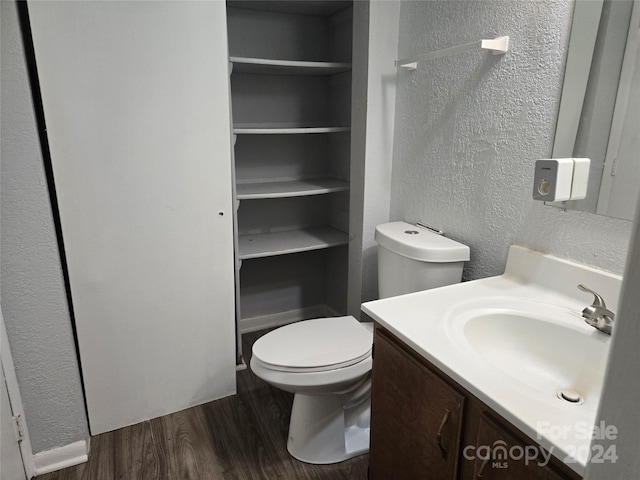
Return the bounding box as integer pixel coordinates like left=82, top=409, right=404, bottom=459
left=404, top=230, right=419, bottom=235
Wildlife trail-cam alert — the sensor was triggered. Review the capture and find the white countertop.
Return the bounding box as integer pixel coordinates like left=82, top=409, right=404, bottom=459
left=362, top=245, right=623, bottom=476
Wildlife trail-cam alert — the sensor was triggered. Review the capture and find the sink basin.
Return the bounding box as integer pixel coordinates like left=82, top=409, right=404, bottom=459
left=445, top=298, right=611, bottom=411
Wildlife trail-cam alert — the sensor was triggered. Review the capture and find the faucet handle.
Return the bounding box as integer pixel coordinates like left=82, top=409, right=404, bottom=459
left=577, top=284, right=607, bottom=308
left=577, top=284, right=614, bottom=335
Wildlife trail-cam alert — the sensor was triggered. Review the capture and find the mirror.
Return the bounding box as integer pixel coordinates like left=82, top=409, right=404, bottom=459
left=551, top=0, right=639, bottom=220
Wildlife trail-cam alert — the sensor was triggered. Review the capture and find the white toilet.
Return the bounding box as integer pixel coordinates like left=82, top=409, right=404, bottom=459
left=250, top=221, right=470, bottom=464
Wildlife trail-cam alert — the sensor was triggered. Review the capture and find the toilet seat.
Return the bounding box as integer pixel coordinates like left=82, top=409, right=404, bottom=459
left=252, top=316, right=373, bottom=373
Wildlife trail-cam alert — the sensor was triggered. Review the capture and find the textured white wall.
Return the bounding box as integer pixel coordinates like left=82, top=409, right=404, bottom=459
left=0, top=0, right=89, bottom=453
left=390, top=0, right=633, bottom=280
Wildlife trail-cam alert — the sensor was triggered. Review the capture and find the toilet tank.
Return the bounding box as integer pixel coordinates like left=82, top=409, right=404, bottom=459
left=375, top=222, right=470, bottom=299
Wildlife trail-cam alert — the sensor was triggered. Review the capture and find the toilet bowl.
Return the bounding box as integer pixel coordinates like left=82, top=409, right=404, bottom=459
left=250, top=221, right=470, bottom=464
left=251, top=316, right=373, bottom=464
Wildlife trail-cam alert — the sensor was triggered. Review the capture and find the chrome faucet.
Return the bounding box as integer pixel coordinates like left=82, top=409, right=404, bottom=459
left=577, top=284, right=615, bottom=335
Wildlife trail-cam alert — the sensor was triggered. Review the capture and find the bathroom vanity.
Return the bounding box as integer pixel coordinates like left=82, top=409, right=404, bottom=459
left=367, top=323, right=581, bottom=480
left=362, top=245, right=623, bottom=480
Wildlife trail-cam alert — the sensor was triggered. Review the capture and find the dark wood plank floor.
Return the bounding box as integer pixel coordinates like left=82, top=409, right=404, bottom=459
left=38, top=331, right=369, bottom=480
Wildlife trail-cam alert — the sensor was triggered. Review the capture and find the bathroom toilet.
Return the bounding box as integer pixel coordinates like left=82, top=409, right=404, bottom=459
left=250, top=221, right=470, bottom=464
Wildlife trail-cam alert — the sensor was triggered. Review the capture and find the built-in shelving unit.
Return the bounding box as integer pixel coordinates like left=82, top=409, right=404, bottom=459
left=226, top=0, right=354, bottom=346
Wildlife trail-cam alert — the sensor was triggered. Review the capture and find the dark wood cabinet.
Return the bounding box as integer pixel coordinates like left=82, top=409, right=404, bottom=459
left=369, top=328, right=464, bottom=480
left=369, top=325, right=581, bottom=480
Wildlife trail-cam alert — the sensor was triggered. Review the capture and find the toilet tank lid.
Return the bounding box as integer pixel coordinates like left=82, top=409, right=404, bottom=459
left=375, top=221, right=470, bottom=262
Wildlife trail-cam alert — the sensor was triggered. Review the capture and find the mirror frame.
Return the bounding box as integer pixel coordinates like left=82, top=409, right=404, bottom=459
left=552, top=0, right=604, bottom=158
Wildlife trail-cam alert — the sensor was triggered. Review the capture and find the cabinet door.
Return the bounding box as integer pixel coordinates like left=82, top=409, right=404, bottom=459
left=370, top=330, right=465, bottom=480
left=471, top=415, right=570, bottom=480
left=27, top=1, right=237, bottom=434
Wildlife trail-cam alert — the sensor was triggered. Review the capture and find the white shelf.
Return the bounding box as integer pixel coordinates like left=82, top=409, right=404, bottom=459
left=231, top=56, right=351, bottom=76
left=238, top=226, right=349, bottom=260
left=227, top=0, right=351, bottom=17
left=236, top=178, right=349, bottom=199
left=234, top=123, right=351, bottom=135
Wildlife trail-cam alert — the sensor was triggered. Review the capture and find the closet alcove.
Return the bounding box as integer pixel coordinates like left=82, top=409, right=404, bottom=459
left=226, top=1, right=356, bottom=356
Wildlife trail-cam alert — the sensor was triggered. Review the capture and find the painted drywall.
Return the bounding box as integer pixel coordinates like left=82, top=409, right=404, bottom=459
left=360, top=1, right=400, bottom=303
left=0, top=0, right=89, bottom=453
left=390, top=0, right=633, bottom=282
left=584, top=195, right=640, bottom=478
left=347, top=0, right=370, bottom=317
left=348, top=0, right=400, bottom=316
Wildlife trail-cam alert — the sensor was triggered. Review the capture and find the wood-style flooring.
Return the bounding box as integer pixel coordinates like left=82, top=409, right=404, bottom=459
left=38, top=331, right=369, bottom=480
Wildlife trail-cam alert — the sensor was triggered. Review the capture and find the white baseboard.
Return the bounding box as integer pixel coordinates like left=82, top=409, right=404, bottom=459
left=240, top=304, right=332, bottom=333
left=33, top=439, right=90, bottom=476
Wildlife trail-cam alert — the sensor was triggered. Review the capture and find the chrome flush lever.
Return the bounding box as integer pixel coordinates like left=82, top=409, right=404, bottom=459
left=577, top=284, right=615, bottom=335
